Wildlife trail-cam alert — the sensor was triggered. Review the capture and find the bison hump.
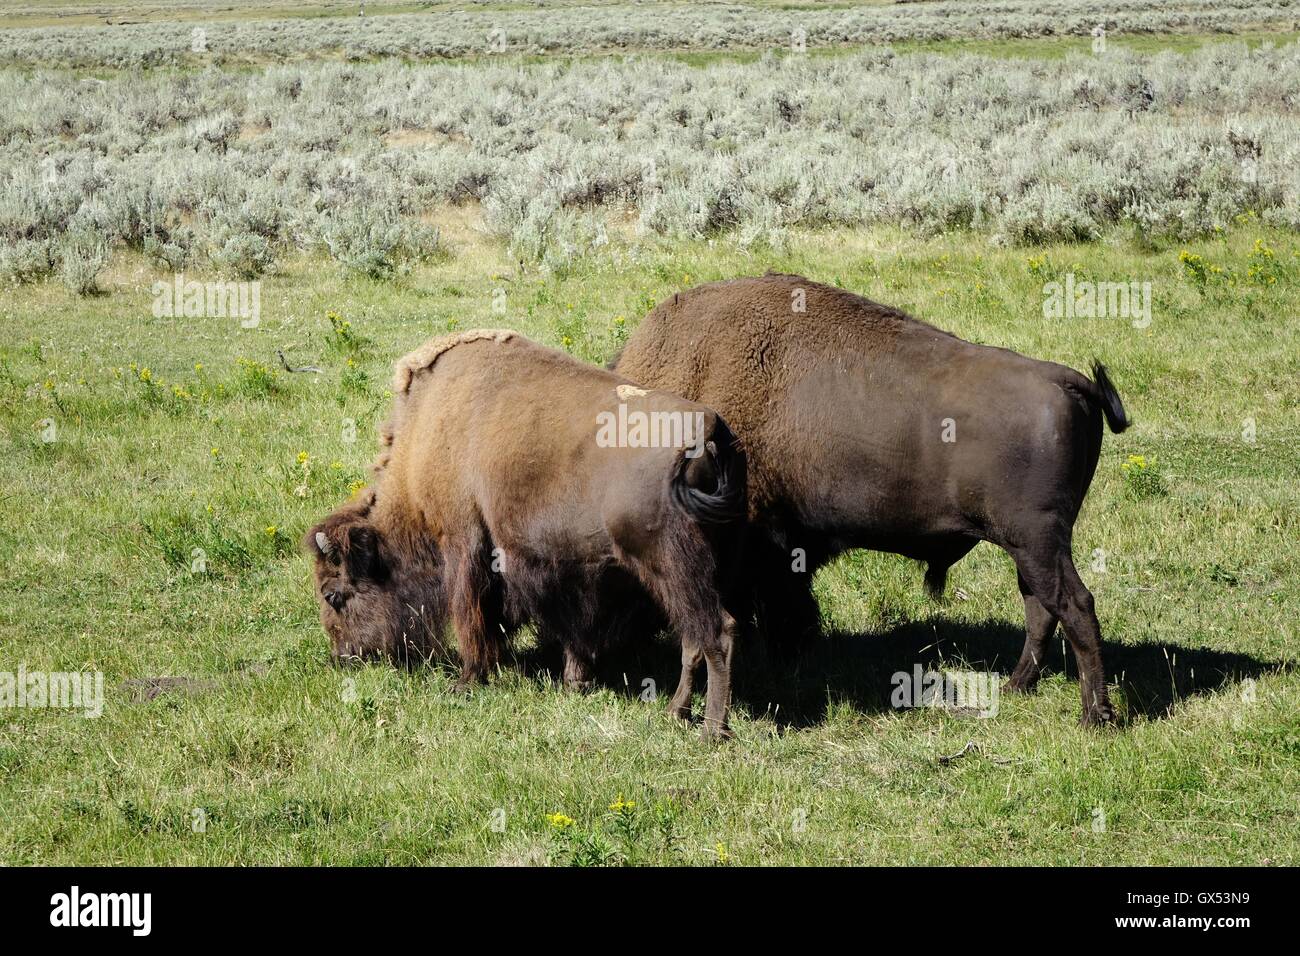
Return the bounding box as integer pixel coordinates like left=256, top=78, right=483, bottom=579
left=391, top=328, right=517, bottom=395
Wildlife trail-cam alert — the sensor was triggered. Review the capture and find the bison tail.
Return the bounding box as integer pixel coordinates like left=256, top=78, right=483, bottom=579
left=1090, top=361, right=1130, bottom=434
left=671, top=419, right=747, bottom=525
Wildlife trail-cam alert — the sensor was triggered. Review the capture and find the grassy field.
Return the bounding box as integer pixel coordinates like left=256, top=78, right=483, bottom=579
left=2, top=218, right=1297, bottom=864
left=1, top=0, right=1297, bottom=866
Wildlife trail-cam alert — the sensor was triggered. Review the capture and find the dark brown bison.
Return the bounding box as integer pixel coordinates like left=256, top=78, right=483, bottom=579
left=306, top=329, right=747, bottom=738
left=613, top=274, right=1129, bottom=726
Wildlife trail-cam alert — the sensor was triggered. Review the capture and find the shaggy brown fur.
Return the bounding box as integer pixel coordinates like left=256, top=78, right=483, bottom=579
left=613, top=273, right=1130, bottom=726
left=307, top=330, right=747, bottom=738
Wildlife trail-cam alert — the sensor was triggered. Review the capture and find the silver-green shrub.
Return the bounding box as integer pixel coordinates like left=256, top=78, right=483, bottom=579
left=0, top=38, right=1297, bottom=276
left=0, top=0, right=1293, bottom=68
left=57, top=224, right=109, bottom=295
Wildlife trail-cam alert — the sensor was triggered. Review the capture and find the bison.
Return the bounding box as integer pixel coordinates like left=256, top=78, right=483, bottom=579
left=613, top=274, right=1130, bottom=726
left=306, top=329, right=747, bottom=738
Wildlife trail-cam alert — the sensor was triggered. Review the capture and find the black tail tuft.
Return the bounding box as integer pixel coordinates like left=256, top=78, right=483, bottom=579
left=672, top=419, right=747, bottom=525
left=1091, top=361, right=1130, bottom=433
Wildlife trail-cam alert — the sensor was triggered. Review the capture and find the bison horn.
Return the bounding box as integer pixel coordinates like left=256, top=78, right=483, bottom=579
left=315, top=531, right=334, bottom=555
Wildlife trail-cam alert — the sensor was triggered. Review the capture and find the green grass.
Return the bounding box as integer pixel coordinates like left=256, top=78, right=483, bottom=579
left=1, top=221, right=1297, bottom=865
left=660, top=28, right=1300, bottom=67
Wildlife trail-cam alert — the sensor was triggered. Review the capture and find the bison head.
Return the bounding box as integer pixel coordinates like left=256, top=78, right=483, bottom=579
left=304, top=498, right=445, bottom=665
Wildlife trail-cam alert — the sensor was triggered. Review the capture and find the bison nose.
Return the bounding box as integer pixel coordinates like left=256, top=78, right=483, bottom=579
left=325, top=590, right=347, bottom=612
left=331, top=648, right=362, bottom=668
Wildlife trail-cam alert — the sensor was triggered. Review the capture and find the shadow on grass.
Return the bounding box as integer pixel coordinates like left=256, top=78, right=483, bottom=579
left=561, top=618, right=1288, bottom=729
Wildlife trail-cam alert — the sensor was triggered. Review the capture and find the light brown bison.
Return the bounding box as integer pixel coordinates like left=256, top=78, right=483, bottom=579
left=613, top=274, right=1129, bottom=726
left=306, top=330, right=747, bottom=738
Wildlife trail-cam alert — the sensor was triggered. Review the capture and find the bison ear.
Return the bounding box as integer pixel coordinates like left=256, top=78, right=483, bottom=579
left=343, top=523, right=389, bottom=582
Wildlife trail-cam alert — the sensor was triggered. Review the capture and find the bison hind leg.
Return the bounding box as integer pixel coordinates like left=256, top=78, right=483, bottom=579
left=667, top=640, right=703, bottom=723
left=1000, top=568, right=1060, bottom=697
left=698, top=610, right=739, bottom=741
left=1005, top=534, right=1116, bottom=728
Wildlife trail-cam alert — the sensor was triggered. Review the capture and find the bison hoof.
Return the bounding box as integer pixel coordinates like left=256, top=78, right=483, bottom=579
left=1002, top=675, right=1039, bottom=695
left=700, top=721, right=734, bottom=742
left=450, top=679, right=475, bottom=697
left=1079, top=702, right=1117, bottom=728
left=666, top=694, right=694, bottom=723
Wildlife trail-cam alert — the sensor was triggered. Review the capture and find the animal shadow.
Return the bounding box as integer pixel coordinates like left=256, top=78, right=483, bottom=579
left=573, top=618, right=1286, bottom=730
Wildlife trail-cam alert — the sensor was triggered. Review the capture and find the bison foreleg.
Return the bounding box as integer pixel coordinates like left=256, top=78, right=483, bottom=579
left=750, top=546, right=821, bottom=657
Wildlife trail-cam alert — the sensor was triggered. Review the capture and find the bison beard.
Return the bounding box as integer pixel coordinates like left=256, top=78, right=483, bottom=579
left=613, top=273, right=1130, bottom=727
left=306, top=330, right=747, bottom=738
